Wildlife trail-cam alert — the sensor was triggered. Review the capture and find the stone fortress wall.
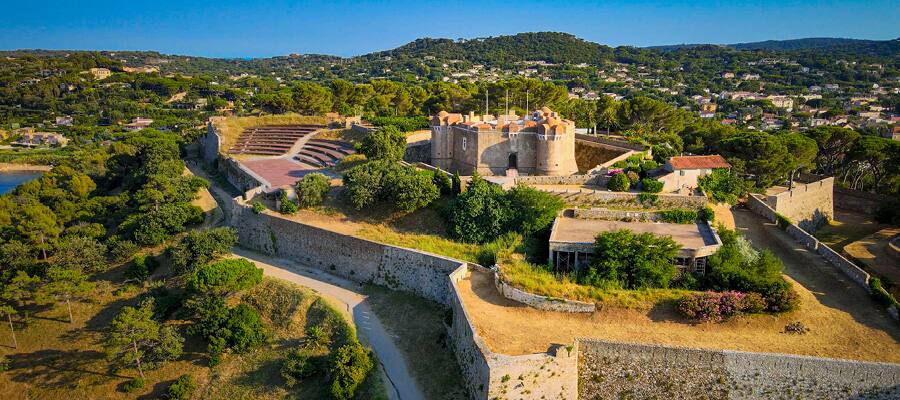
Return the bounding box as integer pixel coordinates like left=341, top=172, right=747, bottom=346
left=579, top=339, right=900, bottom=399
left=765, top=175, right=834, bottom=231
left=202, top=124, right=900, bottom=399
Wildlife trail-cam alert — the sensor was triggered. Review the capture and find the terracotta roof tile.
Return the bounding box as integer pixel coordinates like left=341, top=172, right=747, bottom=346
left=669, top=155, right=731, bottom=170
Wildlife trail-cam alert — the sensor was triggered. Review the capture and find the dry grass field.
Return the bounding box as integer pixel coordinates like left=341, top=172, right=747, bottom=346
left=456, top=207, right=900, bottom=363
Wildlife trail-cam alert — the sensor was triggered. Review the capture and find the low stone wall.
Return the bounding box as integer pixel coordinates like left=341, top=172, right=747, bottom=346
left=889, top=236, right=900, bottom=263
left=748, top=193, right=871, bottom=289
left=447, top=266, right=491, bottom=399
left=515, top=174, right=608, bottom=186
left=219, top=157, right=267, bottom=195
left=579, top=339, right=900, bottom=399
left=493, top=272, right=596, bottom=313
left=542, top=188, right=708, bottom=209
left=575, top=134, right=648, bottom=152
left=403, top=141, right=431, bottom=164
left=817, top=243, right=871, bottom=287
left=572, top=208, right=661, bottom=222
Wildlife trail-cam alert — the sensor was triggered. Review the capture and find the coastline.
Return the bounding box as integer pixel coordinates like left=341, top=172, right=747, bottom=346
left=0, top=162, right=53, bottom=172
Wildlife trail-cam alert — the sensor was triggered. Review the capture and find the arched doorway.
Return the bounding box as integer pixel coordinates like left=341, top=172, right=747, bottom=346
left=508, top=152, right=518, bottom=169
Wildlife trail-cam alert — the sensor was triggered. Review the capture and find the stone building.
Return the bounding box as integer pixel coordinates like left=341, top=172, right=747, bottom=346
left=654, top=154, right=731, bottom=193
left=430, top=107, right=578, bottom=176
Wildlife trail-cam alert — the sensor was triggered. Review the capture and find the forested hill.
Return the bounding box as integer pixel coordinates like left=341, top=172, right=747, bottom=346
left=652, top=37, right=900, bottom=57
left=361, top=32, right=619, bottom=65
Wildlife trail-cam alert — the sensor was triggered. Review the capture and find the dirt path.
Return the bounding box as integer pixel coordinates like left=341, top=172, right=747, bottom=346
left=456, top=208, right=900, bottom=362
left=233, top=248, right=424, bottom=400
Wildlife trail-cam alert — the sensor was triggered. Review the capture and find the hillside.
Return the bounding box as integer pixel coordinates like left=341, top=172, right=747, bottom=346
left=362, top=32, right=616, bottom=65
left=651, top=37, right=900, bottom=57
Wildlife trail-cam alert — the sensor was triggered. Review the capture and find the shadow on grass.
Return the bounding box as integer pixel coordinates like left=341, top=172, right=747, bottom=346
left=645, top=300, right=684, bottom=324
left=5, top=349, right=128, bottom=388
left=137, top=378, right=175, bottom=400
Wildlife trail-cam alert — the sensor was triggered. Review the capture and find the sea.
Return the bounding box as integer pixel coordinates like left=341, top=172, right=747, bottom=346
left=0, top=170, right=42, bottom=194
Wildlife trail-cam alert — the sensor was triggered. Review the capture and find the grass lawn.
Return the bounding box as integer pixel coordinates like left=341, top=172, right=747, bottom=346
left=813, top=209, right=886, bottom=253
left=362, top=285, right=467, bottom=400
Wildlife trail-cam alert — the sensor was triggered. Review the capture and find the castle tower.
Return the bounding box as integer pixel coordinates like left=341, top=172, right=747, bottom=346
left=535, top=110, right=578, bottom=176
left=430, top=111, right=461, bottom=170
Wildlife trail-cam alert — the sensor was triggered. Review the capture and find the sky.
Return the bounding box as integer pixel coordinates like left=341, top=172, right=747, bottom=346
left=0, top=0, right=897, bottom=58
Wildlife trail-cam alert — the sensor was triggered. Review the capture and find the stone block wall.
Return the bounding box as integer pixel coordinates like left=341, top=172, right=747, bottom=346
left=572, top=208, right=661, bottom=222
left=766, top=177, right=834, bottom=231
left=834, top=186, right=893, bottom=216
left=579, top=339, right=900, bottom=399
left=514, top=173, right=608, bottom=186
left=786, top=224, right=820, bottom=250
left=199, top=122, right=221, bottom=163
left=542, top=188, right=709, bottom=209
left=817, top=243, right=870, bottom=287
left=447, top=267, right=492, bottom=399
left=493, top=273, right=596, bottom=313
left=403, top=141, right=431, bottom=164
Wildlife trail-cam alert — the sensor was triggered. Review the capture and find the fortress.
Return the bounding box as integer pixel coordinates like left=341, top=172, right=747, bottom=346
left=430, top=107, right=578, bottom=176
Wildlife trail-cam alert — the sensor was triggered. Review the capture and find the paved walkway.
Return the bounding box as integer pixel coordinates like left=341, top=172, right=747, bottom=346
left=232, top=248, right=425, bottom=400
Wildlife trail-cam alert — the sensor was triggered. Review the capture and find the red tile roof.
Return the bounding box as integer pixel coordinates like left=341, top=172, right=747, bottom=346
left=668, top=155, right=731, bottom=170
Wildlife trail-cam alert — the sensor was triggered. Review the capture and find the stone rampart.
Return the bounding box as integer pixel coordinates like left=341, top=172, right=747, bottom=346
left=572, top=208, right=662, bottom=222
left=817, top=243, right=871, bottom=287
left=579, top=339, right=900, bottom=399
left=575, top=134, right=648, bottom=152
left=766, top=176, right=834, bottom=231
left=403, top=141, right=431, bottom=164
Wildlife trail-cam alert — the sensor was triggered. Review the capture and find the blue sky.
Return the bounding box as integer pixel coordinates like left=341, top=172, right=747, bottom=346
left=1, top=0, right=897, bottom=58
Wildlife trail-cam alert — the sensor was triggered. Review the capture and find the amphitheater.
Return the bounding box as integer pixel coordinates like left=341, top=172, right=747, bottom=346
left=204, top=116, right=356, bottom=190
left=199, top=117, right=900, bottom=399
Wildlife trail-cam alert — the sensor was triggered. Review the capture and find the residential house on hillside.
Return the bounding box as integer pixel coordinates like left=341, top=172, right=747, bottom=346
left=124, top=117, right=154, bottom=132
left=653, top=155, right=731, bottom=193
left=13, top=132, right=69, bottom=148
left=89, top=67, right=111, bottom=80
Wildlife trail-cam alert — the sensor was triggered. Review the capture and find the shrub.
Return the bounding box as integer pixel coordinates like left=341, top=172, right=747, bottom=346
left=784, top=321, right=810, bottom=334
left=122, top=377, right=145, bottom=393
left=188, top=258, right=263, bottom=295
left=762, top=282, right=800, bottom=312
left=869, top=277, right=899, bottom=308
left=739, top=292, right=767, bottom=313
left=432, top=171, right=453, bottom=195
left=252, top=201, right=266, bottom=214
left=637, top=192, right=658, bottom=206
left=282, top=349, right=319, bottom=387
left=126, top=254, right=158, bottom=281
left=167, top=374, right=197, bottom=400
left=640, top=178, right=663, bottom=193
left=626, top=171, right=640, bottom=187
left=168, top=227, right=237, bottom=275
left=384, top=168, right=439, bottom=212
left=359, top=125, right=406, bottom=161
left=774, top=213, right=792, bottom=230
left=296, top=173, right=330, bottom=208
left=699, top=206, right=716, bottom=222
left=365, top=115, right=429, bottom=132
left=658, top=209, right=698, bottom=224
left=108, top=237, right=138, bottom=262
left=582, top=229, right=680, bottom=289
left=505, top=184, right=565, bottom=236
left=698, top=168, right=745, bottom=204
left=677, top=291, right=746, bottom=322
left=278, top=191, right=299, bottom=214
left=328, top=342, right=374, bottom=400
left=342, top=160, right=391, bottom=209
left=447, top=175, right=511, bottom=243
left=607, top=172, right=630, bottom=192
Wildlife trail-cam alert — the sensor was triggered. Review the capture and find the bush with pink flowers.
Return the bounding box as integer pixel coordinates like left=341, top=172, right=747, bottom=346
left=677, top=291, right=768, bottom=322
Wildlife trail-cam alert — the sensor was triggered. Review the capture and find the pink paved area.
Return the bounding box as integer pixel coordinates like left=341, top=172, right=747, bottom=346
left=241, top=158, right=317, bottom=187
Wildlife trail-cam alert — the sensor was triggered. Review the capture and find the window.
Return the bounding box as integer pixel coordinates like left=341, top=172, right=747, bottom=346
left=462, top=137, right=467, bottom=151
left=694, top=257, right=707, bottom=275
left=679, top=170, right=685, bottom=176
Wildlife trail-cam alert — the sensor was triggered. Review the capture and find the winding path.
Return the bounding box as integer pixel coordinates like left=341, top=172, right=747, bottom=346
left=185, top=159, right=425, bottom=400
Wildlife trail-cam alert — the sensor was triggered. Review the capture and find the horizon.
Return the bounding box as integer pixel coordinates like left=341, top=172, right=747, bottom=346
left=1, top=0, right=898, bottom=58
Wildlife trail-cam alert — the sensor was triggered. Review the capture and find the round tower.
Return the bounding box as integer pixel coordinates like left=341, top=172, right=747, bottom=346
left=535, top=114, right=578, bottom=176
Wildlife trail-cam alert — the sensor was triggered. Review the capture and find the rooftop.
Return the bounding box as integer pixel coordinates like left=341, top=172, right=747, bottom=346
left=549, top=216, right=718, bottom=250
left=668, top=154, right=731, bottom=170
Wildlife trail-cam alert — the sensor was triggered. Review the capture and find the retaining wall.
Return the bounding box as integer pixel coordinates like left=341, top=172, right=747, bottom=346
left=572, top=208, right=661, bottom=222
left=493, top=271, right=596, bottom=313
left=579, top=339, right=900, bottom=399
left=542, top=188, right=709, bottom=208
left=403, top=141, right=431, bottom=164
left=834, top=186, right=893, bottom=216
left=514, top=174, right=608, bottom=186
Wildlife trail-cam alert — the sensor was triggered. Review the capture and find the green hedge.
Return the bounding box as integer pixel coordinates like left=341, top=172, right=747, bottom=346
left=365, top=115, right=429, bottom=132
left=869, top=277, right=899, bottom=308
left=775, top=213, right=792, bottom=230
left=657, top=209, right=698, bottom=224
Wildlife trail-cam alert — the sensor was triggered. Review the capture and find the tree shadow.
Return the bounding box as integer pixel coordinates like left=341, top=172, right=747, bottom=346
left=137, top=378, right=175, bottom=400
left=231, top=357, right=285, bottom=391
left=645, top=300, right=685, bottom=324
left=4, top=349, right=128, bottom=389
